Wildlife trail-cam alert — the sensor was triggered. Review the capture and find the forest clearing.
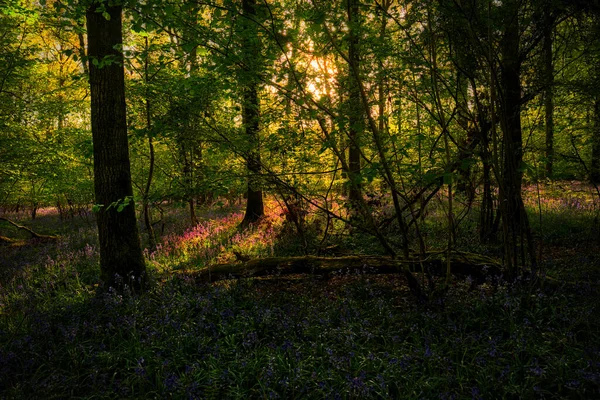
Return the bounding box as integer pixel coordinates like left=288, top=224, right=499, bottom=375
left=2, top=0, right=600, bottom=398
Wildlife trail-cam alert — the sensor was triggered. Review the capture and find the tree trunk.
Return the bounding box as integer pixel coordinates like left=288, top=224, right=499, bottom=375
left=498, top=0, right=536, bottom=275
left=478, top=106, right=496, bottom=242
left=591, top=12, right=600, bottom=184
left=143, top=36, right=157, bottom=251
left=544, top=13, right=555, bottom=179
left=143, top=135, right=156, bottom=251
left=593, top=99, right=600, bottom=184
left=347, top=0, right=363, bottom=213
left=77, top=20, right=89, bottom=77
left=240, top=0, right=264, bottom=227
left=86, top=3, right=146, bottom=292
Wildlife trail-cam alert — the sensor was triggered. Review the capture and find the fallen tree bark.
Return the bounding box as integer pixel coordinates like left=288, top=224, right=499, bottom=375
left=0, top=217, right=58, bottom=241
left=193, top=252, right=502, bottom=284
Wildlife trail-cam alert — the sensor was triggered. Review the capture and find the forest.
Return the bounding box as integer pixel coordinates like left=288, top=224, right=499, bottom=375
left=1, top=0, right=599, bottom=398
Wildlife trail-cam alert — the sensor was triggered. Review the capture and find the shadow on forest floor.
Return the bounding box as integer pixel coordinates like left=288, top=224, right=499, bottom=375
left=1, top=186, right=600, bottom=398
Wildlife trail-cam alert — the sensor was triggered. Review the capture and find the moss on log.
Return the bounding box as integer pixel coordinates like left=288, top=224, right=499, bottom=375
left=194, top=252, right=502, bottom=283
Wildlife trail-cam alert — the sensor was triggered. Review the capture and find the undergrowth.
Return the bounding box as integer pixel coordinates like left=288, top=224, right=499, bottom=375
left=0, top=187, right=599, bottom=399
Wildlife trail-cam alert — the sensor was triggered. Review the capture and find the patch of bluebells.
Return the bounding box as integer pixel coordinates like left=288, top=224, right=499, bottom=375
left=1, top=206, right=600, bottom=398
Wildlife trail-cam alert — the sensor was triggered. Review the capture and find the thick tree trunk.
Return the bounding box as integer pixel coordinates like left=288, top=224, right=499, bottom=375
left=347, top=0, right=363, bottom=212
left=498, top=0, right=536, bottom=275
left=240, top=0, right=264, bottom=227
left=87, top=3, right=146, bottom=291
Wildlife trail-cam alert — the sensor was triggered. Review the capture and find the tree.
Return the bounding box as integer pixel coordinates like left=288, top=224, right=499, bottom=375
left=86, top=1, right=146, bottom=291
left=240, top=0, right=265, bottom=226
left=543, top=5, right=556, bottom=178
left=346, top=0, right=363, bottom=213
left=589, top=10, right=600, bottom=183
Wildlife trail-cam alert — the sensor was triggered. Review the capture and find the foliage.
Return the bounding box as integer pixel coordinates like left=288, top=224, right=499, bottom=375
left=1, top=187, right=599, bottom=398
left=1, top=0, right=600, bottom=397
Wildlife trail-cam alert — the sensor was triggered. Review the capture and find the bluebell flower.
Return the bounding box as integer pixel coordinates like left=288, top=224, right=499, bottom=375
left=281, top=340, right=293, bottom=351
left=164, top=373, right=179, bottom=391
left=424, top=345, right=433, bottom=357
left=531, top=365, right=544, bottom=376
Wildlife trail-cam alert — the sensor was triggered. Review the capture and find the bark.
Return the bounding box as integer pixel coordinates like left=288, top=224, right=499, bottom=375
left=143, top=37, right=157, bottom=251
left=592, top=26, right=600, bottom=183
left=478, top=108, right=496, bottom=242
left=347, top=0, right=363, bottom=212
left=77, top=21, right=89, bottom=77
left=194, top=253, right=502, bottom=284
left=544, top=13, right=555, bottom=178
left=498, top=0, right=536, bottom=275
left=240, top=0, right=265, bottom=226
left=87, top=3, right=146, bottom=292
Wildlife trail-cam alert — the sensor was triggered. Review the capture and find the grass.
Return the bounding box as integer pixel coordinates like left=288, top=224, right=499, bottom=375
left=1, top=186, right=599, bottom=399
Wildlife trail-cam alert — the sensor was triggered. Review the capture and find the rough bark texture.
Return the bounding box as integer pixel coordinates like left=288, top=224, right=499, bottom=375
left=240, top=0, right=264, bottom=226
left=87, top=3, right=146, bottom=291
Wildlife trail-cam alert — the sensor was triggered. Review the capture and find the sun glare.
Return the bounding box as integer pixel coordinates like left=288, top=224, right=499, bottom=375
left=305, top=57, right=337, bottom=99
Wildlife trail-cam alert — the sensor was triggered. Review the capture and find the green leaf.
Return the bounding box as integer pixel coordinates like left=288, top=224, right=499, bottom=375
left=181, top=42, right=196, bottom=53
left=443, top=172, right=453, bottom=185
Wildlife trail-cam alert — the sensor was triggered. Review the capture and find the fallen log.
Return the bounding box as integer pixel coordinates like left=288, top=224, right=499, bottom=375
left=193, top=251, right=503, bottom=283
left=0, top=235, right=17, bottom=244
left=0, top=217, right=59, bottom=241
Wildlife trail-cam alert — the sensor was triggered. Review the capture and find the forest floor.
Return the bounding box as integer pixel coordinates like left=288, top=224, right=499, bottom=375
left=0, top=182, right=599, bottom=399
